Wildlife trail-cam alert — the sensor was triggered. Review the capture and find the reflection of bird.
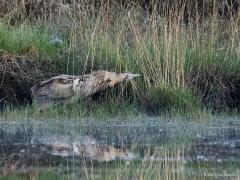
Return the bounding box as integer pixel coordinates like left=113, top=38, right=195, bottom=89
left=73, top=136, right=135, bottom=162
left=73, top=143, right=135, bottom=162
left=31, top=70, right=141, bottom=105
left=32, top=135, right=135, bottom=162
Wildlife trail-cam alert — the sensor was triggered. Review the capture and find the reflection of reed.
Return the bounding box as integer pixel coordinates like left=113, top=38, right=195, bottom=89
left=1, top=154, right=20, bottom=176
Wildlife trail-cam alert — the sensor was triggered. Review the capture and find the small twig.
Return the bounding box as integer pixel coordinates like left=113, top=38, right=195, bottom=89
left=0, top=67, right=6, bottom=89
left=0, top=97, right=6, bottom=103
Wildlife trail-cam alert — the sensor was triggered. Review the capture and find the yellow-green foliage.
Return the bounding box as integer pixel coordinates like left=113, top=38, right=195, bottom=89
left=0, top=1, right=240, bottom=113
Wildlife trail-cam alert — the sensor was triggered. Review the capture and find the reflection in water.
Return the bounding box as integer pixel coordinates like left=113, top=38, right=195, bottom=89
left=188, top=122, right=240, bottom=163
left=32, top=135, right=136, bottom=161
left=0, top=118, right=240, bottom=177
left=73, top=137, right=136, bottom=162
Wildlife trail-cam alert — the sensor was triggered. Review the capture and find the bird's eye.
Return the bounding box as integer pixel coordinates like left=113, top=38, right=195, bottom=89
left=106, top=79, right=111, bottom=83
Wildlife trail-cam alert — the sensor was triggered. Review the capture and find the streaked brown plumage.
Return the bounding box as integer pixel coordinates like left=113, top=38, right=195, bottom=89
left=31, top=70, right=141, bottom=105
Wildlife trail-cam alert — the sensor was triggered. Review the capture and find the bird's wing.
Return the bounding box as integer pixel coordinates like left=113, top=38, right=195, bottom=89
left=31, top=75, right=75, bottom=99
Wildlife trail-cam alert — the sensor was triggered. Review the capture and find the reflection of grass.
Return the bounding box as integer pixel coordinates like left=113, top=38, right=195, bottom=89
left=1, top=171, right=62, bottom=180
left=1, top=147, right=240, bottom=179
left=0, top=115, right=239, bottom=179
left=185, top=162, right=240, bottom=179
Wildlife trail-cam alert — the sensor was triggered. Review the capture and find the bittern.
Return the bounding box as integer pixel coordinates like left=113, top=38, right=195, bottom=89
left=31, top=70, right=141, bottom=105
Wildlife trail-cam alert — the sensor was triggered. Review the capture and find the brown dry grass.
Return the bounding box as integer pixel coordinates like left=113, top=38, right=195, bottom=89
left=0, top=0, right=239, bottom=111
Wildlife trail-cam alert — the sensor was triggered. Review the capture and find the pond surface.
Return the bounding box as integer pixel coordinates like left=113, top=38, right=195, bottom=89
left=0, top=116, right=240, bottom=179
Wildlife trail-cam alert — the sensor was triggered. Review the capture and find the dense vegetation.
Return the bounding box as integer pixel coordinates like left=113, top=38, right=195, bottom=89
left=0, top=0, right=240, bottom=116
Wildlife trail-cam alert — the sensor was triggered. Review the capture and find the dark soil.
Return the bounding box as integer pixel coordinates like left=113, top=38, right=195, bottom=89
left=187, top=66, right=240, bottom=111
left=0, top=50, right=42, bottom=106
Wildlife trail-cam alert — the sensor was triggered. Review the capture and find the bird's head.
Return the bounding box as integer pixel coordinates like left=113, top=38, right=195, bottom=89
left=103, top=71, right=141, bottom=87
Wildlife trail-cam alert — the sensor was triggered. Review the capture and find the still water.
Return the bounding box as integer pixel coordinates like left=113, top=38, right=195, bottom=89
left=0, top=116, right=240, bottom=179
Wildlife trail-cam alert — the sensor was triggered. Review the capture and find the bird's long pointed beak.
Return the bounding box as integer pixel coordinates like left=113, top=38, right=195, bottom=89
left=127, top=73, right=141, bottom=80
left=119, top=73, right=141, bottom=80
